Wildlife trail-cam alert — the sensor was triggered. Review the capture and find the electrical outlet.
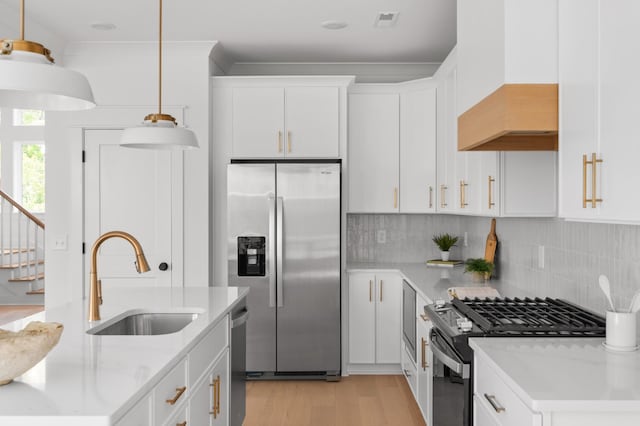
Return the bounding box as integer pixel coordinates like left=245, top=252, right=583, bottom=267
left=377, top=230, right=386, bottom=244
left=464, top=232, right=468, bottom=247
left=538, top=245, right=545, bottom=269
left=53, top=235, right=67, bottom=251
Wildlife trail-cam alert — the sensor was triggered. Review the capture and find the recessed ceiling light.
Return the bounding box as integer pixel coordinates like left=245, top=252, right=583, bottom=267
left=321, top=20, right=348, bottom=30
left=90, top=22, right=117, bottom=31
left=374, top=12, right=399, bottom=28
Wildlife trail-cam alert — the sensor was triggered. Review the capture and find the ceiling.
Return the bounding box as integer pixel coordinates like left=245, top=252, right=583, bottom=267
left=0, top=0, right=456, bottom=64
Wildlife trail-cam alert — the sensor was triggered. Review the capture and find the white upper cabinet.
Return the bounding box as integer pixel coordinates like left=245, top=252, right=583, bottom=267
left=348, top=90, right=400, bottom=213
left=285, top=87, right=340, bottom=158
left=559, top=0, right=640, bottom=223
left=457, top=0, right=558, bottom=115
left=232, top=88, right=285, bottom=158
left=218, top=76, right=352, bottom=159
left=348, top=80, right=438, bottom=214
left=435, top=55, right=459, bottom=214
left=400, top=85, right=437, bottom=213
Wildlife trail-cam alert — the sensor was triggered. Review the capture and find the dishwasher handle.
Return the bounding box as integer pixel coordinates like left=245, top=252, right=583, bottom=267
left=430, top=329, right=470, bottom=379
left=231, top=309, right=249, bottom=328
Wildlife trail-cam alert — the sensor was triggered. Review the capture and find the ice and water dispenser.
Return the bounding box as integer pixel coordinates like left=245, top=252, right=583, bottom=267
left=237, top=236, right=266, bottom=276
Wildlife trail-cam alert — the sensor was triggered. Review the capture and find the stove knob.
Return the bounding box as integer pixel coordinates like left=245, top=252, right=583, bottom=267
left=458, top=319, right=473, bottom=332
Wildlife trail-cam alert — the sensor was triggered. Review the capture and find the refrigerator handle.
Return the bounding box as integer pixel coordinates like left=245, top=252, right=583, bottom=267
left=268, top=194, right=276, bottom=308
left=276, top=196, right=284, bottom=308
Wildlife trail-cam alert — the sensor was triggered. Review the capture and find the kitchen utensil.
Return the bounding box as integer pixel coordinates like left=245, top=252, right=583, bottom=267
left=599, top=274, right=616, bottom=312
left=484, top=218, right=498, bottom=264
left=628, top=290, right=640, bottom=313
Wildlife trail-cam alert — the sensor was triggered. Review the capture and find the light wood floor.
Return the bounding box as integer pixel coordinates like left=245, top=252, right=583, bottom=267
left=244, top=375, right=426, bottom=426
left=0, top=305, right=44, bottom=326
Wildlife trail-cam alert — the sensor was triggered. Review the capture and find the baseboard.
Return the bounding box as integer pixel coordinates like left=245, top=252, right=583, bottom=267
left=346, top=363, right=402, bottom=375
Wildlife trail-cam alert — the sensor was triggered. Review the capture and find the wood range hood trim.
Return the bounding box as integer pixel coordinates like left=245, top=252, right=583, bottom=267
left=457, top=83, right=558, bottom=151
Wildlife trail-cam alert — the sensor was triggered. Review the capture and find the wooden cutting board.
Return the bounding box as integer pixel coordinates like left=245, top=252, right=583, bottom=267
left=484, top=218, right=498, bottom=264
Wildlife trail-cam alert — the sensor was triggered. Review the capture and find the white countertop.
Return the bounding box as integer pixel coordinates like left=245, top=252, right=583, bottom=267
left=347, top=262, right=535, bottom=303
left=469, top=337, right=640, bottom=412
left=0, top=286, right=248, bottom=423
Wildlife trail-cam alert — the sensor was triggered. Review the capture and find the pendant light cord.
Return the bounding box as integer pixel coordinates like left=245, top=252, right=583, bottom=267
left=20, top=0, right=25, bottom=40
left=158, top=0, right=163, bottom=115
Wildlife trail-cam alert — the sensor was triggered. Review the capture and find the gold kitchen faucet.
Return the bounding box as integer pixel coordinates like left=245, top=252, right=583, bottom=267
left=88, top=231, right=150, bottom=321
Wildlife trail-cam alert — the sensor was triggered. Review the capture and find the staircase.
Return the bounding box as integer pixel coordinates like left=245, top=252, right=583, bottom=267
left=0, top=190, right=45, bottom=305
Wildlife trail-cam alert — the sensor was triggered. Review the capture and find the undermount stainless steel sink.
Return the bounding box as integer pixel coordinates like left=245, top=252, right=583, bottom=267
left=87, top=310, right=200, bottom=336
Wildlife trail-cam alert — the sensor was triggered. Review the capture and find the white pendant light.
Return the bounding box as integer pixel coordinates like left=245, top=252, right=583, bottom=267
left=0, top=0, right=95, bottom=110
left=120, top=0, right=199, bottom=150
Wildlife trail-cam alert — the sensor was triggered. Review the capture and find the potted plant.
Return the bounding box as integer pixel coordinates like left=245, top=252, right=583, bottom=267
left=464, top=258, right=494, bottom=282
left=432, top=233, right=458, bottom=261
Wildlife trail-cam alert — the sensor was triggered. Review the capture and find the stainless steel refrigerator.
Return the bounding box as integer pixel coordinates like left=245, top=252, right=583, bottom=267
left=227, top=161, right=341, bottom=379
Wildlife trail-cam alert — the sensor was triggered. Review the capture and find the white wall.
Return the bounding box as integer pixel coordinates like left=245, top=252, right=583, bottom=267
left=45, top=41, right=216, bottom=307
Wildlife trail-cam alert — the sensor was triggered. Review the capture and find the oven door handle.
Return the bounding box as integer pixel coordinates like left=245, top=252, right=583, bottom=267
left=430, top=330, right=470, bottom=379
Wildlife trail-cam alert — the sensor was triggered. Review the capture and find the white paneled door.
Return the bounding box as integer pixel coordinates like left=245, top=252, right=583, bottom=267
left=84, top=129, right=176, bottom=289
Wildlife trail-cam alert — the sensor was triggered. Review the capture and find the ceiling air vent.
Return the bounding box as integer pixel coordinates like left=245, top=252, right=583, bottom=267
left=374, top=12, right=399, bottom=28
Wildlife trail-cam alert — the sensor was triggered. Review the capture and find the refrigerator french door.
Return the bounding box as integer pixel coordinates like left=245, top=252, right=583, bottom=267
left=227, top=161, right=341, bottom=378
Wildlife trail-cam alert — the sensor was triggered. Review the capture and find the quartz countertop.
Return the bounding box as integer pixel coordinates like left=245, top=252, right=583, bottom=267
left=0, top=286, right=248, bottom=424
left=470, top=337, right=640, bottom=412
left=347, top=262, right=535, bottom=303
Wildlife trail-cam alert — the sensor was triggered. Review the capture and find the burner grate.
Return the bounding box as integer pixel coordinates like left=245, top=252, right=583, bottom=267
left=451, top=297, right=606, bottom=335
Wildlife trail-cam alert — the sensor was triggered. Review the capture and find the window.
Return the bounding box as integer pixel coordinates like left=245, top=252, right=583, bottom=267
left=13, top=109, right=45, bottom=126
left=19, top=143, right=45, bottom=212
left=0, top=108, right=46, bottom=213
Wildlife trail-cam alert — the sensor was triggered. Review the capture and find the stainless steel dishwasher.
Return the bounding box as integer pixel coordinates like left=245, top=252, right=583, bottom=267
left=230, top=302, right=249, bottom=426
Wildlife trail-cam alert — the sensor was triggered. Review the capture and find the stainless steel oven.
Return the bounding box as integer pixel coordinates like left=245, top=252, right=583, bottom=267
left=402, top=280, right=416, bottom=362
left=430, top=328, right=471, bottom=426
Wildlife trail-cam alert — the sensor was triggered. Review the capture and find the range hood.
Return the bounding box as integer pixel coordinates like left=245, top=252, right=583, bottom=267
left=457, top=84, right=558, bottom=151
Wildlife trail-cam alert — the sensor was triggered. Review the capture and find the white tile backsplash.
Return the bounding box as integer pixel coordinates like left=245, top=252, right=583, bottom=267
left=347, top=214, right=640, bottom=315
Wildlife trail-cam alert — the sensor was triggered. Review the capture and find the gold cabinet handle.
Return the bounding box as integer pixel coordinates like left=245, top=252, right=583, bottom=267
left=166, top=386, right=187, bottom=405
left=278, top=131, right=283, bottom=153
left=421, top=337, right=429, bottom=371
left=440, top=185, right=447, bottom=208
left=369, top=280, right=373, bottom=302
left=583, top=153, right=603, bottom=208
left=216, top=374, right=221, bottom=417
left=209, top=375, right=221, bottom=417
left=420, top=313, right=430, bottom=322
left=379, top=280, right=383, bottom=302
left=484, top=393, right=506, bottom=413
left=428, top=186, right=433, bottom=209
left=209, top=376, right=220, bottom=419
left=460, top=180, right=468, bottom=208
left=393, top=188, right=398, bottom=209
left=287, top=131, right=292, bottom=153
left=176, top=422, right=187, bottom=426
left=488, top=176, right=495, bottom=209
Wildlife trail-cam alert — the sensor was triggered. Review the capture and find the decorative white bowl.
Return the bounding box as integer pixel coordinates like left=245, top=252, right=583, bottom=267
left=0, top=321, right=64, bottom=385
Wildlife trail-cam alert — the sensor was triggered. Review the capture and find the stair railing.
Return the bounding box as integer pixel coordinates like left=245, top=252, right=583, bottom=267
left=0, top=190, right=45, bottom=287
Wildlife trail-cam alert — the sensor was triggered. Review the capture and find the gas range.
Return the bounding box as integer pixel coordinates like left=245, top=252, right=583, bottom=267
left=425, top=297, right=606, bottom=362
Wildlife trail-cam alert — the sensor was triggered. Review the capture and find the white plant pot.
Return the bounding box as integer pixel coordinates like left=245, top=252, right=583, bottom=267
left=440, top=251, right=450, bottom=261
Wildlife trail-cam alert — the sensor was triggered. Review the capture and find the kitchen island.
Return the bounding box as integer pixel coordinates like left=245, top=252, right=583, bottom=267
left=0, top=286, right=248, bottom=425
left=470, top=337, right=640, bottom=426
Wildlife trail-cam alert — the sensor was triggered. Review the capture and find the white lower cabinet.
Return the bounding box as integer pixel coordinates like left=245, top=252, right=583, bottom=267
left=163, top=404, right=188, bottom=426
left=115, top=316, right=230, bottom=426
left=348, top=272, right=402, bottom=368
left=474, top=352, right=542, bottom=426
left=190, top=349, right=229, bottom=426
left=401, top=343, right=418, bottom=396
